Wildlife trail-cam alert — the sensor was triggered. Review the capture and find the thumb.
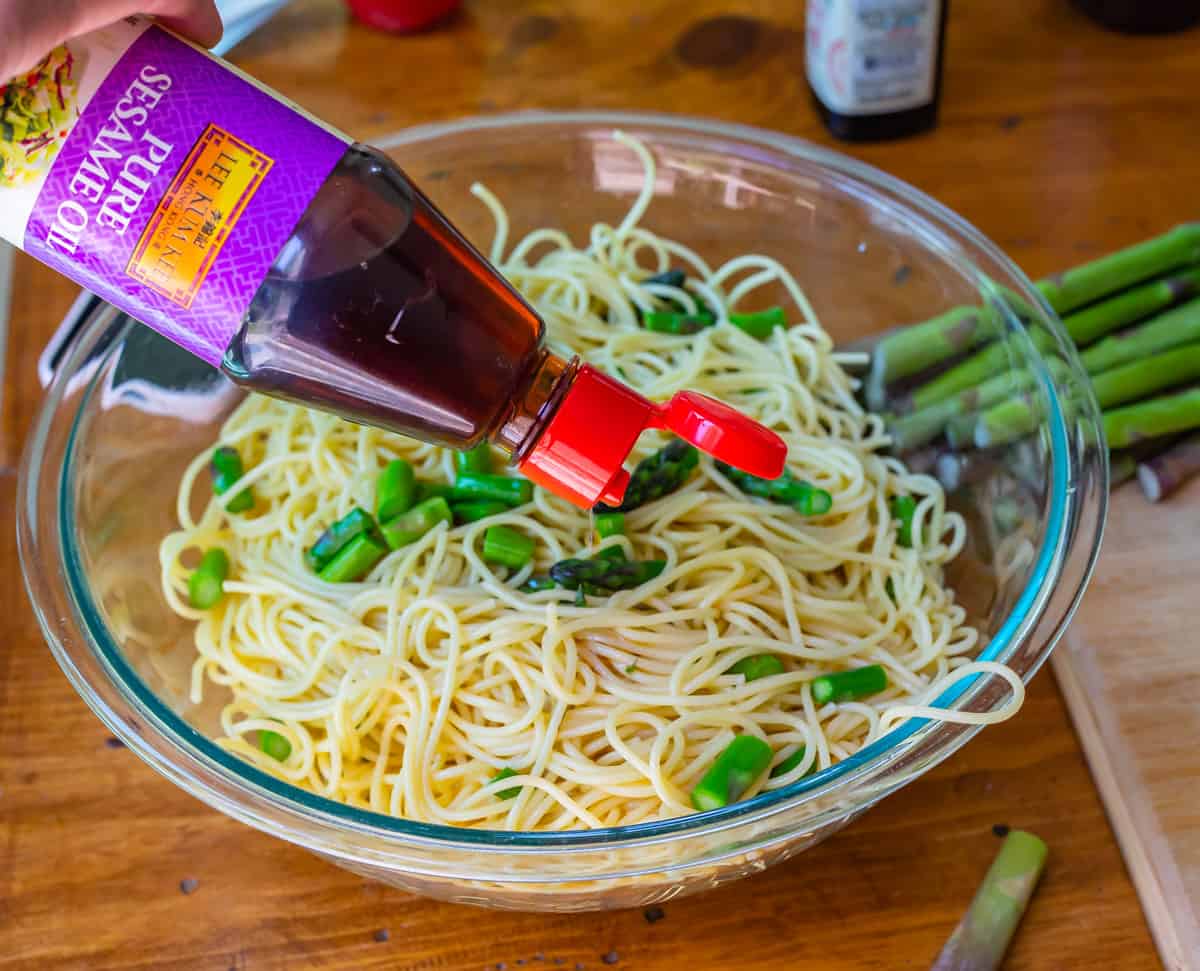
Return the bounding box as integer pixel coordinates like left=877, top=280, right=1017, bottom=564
left=150, top=0, right=225, bottom=49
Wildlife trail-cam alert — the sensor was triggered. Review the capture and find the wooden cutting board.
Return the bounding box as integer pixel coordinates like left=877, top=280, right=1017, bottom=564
left=1053, top=476, right=1200, bottom=970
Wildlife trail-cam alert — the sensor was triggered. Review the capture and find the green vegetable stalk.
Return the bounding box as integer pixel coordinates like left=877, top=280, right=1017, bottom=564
left=210, top=446, right=254, bottom=513
left=306, top=507, right=379, bottom=572
left=1103, top=387, right=1200, bottom=449
left=691, top=735, right=773, bottom=811
left=1065, top=266, right=1200, bottom=346
left=1079, top=297, right=1200, bottom=375
left=490, top=767, right=522, bottom=800
left=259, top=729, right=292, bottom=762
left=890, top=496, right=917, bottom=547
left=810, top=665, right=888, bottom=704
left=1035, top=223, right=1200, bottom=315
left=893, top=328, right=1057, bottom=415
left=482, top=525, right=536, bottom=569
left=318, top=532, right=387, bottom=583
left=188, top=548, right=229, bottom=609
left=866, top=306, right=997, bottom=410
left=769, top=746, right=808, bottom=779
left=931, top=831, right=1048, bottom=971
left=1089, top=345, right=1200, bottom=409
left=548, top=555, right=666, bottom=594
left=597, top=439, right=699, bottom=512
left=728, top=654, right=785, bottom=682
left=455, top=444, right=493, bottom=476
left=716, top=463, right=833, bottom=516
left=376, top=460, right=416, bottom=523
left=450, top=473, right=534, bottom=506
left=380, top=496, right=453, bottom=550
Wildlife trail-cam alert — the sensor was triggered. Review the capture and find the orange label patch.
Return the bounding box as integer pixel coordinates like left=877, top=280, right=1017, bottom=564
left=126, top=125, right=272, bottom=308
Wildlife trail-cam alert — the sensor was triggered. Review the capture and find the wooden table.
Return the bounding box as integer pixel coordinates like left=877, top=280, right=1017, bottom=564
left=2, top=1, right=1195, bottom=967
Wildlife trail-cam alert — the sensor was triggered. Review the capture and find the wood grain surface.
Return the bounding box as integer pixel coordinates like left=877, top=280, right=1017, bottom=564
left=3, top=0, right=1196, bottom=967
left=1053, top=478, right=1200, bottom=971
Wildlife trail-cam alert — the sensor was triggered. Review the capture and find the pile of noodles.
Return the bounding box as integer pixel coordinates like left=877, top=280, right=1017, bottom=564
left=160, top=133, right=1022, bottom=831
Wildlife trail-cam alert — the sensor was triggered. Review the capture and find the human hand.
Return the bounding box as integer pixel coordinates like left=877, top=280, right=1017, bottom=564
left=1, top=0, right=223, bottom=82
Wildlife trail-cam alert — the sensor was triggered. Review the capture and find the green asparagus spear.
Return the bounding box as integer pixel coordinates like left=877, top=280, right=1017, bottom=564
left=769, top=746, right=808, bottom=779
left=1103, top=387, right=1200, bottom=449
left=1089, top=345, right=1200, bottom=409
left=886, top=369, right=1033, bottom=451
left=1136, top=432, right=1200, bottom=502
left=642, top=268, right=686, bottom=289
left=716, top=463, right=833, bottom=516
left=728, top=654, right=786, bottom=682
left=895, top=328, right=1057, bottom=415
left=973, top=394, right=1040, bottom=448
left=414, top=481, right=453, bottom=503
left=1065, top=266, right=1200, bottom=346
left=728, top=306, right=786, bottom=339
left=548, top=555, right=666, bottom=593
left=811, top=665, right=888, bottom=704
left=306, top=508, right=380, bottom=572
left=931, top=831, right=1048, bottom=971
left=597, top=439, right=699, bottom=512
left=376, top=460, right=416, bottom=523
left=866, top=305, right=997, bottom=410
left=593, top=511, right=625, bottom=539
left=259, top=729, right=292, bottom=762
left=451, top=500, right=509, bottom=524
left=318, top=532, right=387, bottom=583
left=455, top=444, right=493, bottom=476
left=210, top=446, right=255, bottom=513
left=450, top=473, right=534, bottom=506
left=1080, top=297, right=1200, bottom=375
left=642, top=311, right=715, bottom=334
left=380, top=496, right=453, bottom=550
left=891, top=495, right=917, bottom=548
left=691, top=735, right=773, bottom=811
left=188, top=548, right=229, bottom=609
left=489, top=767, right=522, bottom=800
left=1035, top=223, right=1200, bottom=315
left=482, top=525, right=536, bottom=569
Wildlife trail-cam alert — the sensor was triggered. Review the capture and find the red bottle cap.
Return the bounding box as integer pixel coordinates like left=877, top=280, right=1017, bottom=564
left=518, top=364, right=788, bottom=508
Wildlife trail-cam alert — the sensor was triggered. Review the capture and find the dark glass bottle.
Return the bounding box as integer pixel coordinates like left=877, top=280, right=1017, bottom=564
left=806, top=0, right=949, bottom=142
left=1072, top=0, right=1200, bottom=33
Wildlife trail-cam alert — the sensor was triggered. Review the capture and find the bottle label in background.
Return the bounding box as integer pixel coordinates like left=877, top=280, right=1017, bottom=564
left=0, top=17, right=349, bottom=365
left=807, top=0, right=941, bottom=117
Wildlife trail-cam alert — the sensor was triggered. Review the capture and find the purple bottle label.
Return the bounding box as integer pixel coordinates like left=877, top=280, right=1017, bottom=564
left=0, top=18, right=348, bottom=365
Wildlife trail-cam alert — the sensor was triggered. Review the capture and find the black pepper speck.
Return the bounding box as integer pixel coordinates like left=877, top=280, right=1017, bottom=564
left=643, top=905, right=665, bottom=924
left=105, top=736, right=125, bottom=749
left=374, top=929, right=391, bottom=943
left=601, top=952, right=619, bottom=966
left=179, top=877, right=198, bottom=895
left=993, top=823, right=1011, bottom=838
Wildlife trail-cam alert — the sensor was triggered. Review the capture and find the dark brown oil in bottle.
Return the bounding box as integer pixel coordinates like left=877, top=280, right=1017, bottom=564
left=223, top=145, right=561, bottom=451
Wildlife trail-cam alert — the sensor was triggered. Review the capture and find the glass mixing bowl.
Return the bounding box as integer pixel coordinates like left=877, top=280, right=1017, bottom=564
left=19, top=112, right=1106, bottom=912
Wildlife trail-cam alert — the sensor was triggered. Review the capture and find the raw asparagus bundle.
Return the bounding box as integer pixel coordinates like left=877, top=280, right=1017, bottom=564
left=864, top=224, right=1200, bottom=502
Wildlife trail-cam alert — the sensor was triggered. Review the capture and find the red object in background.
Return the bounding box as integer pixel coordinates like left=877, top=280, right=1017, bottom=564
left=519, top=365, right=787, bottom=508
left=345, top=0, right=461, bottom=33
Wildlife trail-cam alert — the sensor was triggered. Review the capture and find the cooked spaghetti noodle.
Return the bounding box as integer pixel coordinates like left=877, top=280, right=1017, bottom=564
left=160, top=132, right=1022, bottom=831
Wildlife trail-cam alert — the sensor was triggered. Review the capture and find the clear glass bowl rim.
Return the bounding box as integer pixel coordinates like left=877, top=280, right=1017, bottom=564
left=20, top=109, right=1105, bottom=856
